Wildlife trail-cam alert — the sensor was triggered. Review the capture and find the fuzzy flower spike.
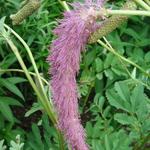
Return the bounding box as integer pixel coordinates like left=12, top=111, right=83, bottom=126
left=47, top=0, right=105, bottom=149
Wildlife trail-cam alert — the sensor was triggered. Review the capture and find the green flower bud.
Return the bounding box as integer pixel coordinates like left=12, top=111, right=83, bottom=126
left=10, top=0, right=40, bottom=25
left=88, top=1, right=137, bottom=44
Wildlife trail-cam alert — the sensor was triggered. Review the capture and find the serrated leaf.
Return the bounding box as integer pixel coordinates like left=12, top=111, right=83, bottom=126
left=103, top=106, right=111, bottom=118
left=106, top=89, right=129, bottom=112
left=95, top=58, right=103, bottom=72
left=111, top=65, right=127, bottom=77
left=114, top=82, right=130, bottom=101
left=104, top=53, right=114, bottom=68
left=114, top=113, right=137, bottom=125
left=84, top=50, right=96, bottom=67
left=86, top=122, right=93, bottom=137
left=130, top=85, right=143, bottom=112
left=92, top=140, right=104, bottom=150
left=104, top=69, right=114, bottom=80
left=96, top=73, right=103, bottom=80
left=94, top=94, right=105, bottom=110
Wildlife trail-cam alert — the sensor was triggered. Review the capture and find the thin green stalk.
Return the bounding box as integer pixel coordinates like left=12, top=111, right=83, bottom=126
left=0, top=68, right=49, bottom=85
left=58, top=0, right=70, bottom=11
left=4, top=24, right=50, bottom=110
left=103, top=37, right=150, bottom=90
left=83, top=82, right=94, bottom=109
left=144, top=0, right=150, bottom=6
left=4, top=36, right=66, bottom=149
left=4, top=36, right=56, bottom=124
left=97, top=39, right=150, bottom=78
left=134, top=0, right=150, bottom=10
left=4, top=24, right=65, bottom=150
left=106, top=9, right=150, bottom=16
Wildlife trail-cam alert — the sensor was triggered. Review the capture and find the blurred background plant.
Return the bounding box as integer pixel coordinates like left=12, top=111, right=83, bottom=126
left=0, top=0, right=150, bottom=150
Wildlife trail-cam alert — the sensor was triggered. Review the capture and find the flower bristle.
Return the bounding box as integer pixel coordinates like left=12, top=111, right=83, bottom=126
left=47, top=0, right=105, bottom=149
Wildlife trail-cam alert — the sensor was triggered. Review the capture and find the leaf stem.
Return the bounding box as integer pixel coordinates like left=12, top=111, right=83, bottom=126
left=4, top=36, right=56, bottom=124
left=4, top=24, right=49, bottom=107
left=144, top=0, right=150, bottom=6
left=106, top=9, right=150, bottom=16
left=0, top=68, right=49, bottom=85
left=58, top=0, right=70, bottom=11
left=3, top=24, right=65, bottom=150
left=103, top=37, right=150, bottom=90
left=97, top=39, right=150, bottom=78
left=133, top=0, right=150, bottom=10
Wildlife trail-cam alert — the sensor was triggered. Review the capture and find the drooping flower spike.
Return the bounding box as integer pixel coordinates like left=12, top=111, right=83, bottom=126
left=47, top=0, right=105, bottom=149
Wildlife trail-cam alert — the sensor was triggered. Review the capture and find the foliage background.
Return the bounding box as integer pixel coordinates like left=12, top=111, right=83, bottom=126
left=0, top=0, right=150, bottom=149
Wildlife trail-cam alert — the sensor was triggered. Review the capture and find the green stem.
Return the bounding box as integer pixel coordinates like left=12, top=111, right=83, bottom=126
left=4, top=24, right=48, bottom=105
left=0, top=68, right=49, bottom=85
left=4, top=24, right=65, bottom=150
left=134, top=0, right=150, bottom=10
left=58, top=0, right=70, bottom=11
left=83, top=83, right=94, bottom=109
left=4, top=36, right=56, bottom=124
left=97, top=40, right=150, bottom=78
left=106, top=9, right=150, bottom=16
left=144, top=0, right=150, bottom=6
left=4, top=24, right=55, bottom=120
left=103, top=37, right=150, bottom=90
left=89, top=1, right=137, bottom=43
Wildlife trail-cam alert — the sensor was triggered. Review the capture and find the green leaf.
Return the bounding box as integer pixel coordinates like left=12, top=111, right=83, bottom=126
left=94, top=94, right=105, bottom=111
left=104, top=53, right=114, bottom=69
left=6, top=77, right=27, bottom=84
left=25, top=102, right=42, bottom=117
left=104, top=69, right=114, bottom=80
left=114, top=113, right=137, bottom=125
left=96, top=73, right=103, bottom=80
left=84, top=50, right=96, bottom=67
left=114, top=82, right=130, bottom=101
left=95, top=58, right=103, bottom=72
left=0, top=96, right=22, bottom=106
left=0, top=54, right=17, bottom=69
left=104, top=134, right=111, bottom=150
left=0, top=140, right=6, bottom=150
left=130, top=85, right=143, bottom=112
left=0, top=17, right=5, bottom=34
left=106, top=89, right=129, bottom=112
left=145, top=51, right=150, bottom=63
left=103, top=106, right=111, bottom=118
left=111, top=65, right=127, bottom=77
left=92, top=140, right=104, bottom=150
left=124, top=28, right=140, bottom=40
left=0, top=78, right=24, bottom=100
left=0, top=101, right=14, bottom=122
left=31, top=124, right=44, bottom=149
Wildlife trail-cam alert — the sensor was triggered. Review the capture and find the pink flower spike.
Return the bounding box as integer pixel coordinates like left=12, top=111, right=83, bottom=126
left=47, top=0, right=105, bottom=149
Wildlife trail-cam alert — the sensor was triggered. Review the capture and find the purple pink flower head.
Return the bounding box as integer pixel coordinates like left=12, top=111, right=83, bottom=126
left=47, top=0, right=105, bottom=149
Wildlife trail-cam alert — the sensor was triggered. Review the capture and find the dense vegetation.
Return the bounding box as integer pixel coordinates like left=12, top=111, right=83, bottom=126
left=0, top=0, right=150, bottom=149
